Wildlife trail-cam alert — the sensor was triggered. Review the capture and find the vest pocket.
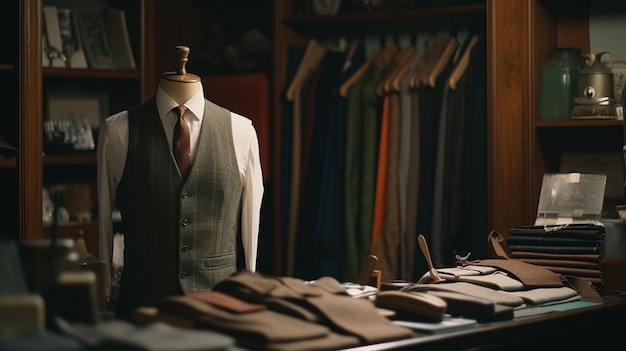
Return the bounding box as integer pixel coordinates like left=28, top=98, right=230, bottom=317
left=204, top=251, right=237, bottom=269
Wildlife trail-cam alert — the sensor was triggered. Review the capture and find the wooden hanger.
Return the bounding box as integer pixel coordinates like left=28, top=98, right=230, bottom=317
left=381, top=45, right=416, bottom=94
left=410, top=35, right=447, bottom=89
left=285, top=39, right=326, bottom=101
left=339, top=47, right=383, bottom=98
left=448, top=34, right=479, bottom=90
left=376, top=49, right=403, bottom=97
left=426, top=35, right=458, bottom=88
left=408, top=47, right=429, bottom=91
left=343, top=38, right=360, bottom=71
left=388, top=45, right=418, bottom=93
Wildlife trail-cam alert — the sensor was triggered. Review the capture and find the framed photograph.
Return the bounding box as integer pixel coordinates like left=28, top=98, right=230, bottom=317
left=75, top=10, right=115, bottom=69
left=44, top=118, right=95, bottom=152
left=48, top=97, right=101, bottom=129
left=45, top=86, right=110, bottom=130
left=44, top=88, right=104, bottom=153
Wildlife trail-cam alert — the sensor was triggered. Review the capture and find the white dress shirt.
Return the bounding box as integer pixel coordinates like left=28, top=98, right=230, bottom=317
left=97, top=86, right=264, bottom=297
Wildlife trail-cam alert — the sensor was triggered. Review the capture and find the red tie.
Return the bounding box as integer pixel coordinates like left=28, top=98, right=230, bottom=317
left=173, top=105, right=191, bottom=179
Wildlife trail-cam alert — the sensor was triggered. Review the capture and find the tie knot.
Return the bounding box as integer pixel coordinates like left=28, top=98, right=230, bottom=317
left=174, top=105, right=188, bottom=118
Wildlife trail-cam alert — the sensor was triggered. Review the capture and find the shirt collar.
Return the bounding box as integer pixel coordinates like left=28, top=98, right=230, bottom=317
left=156, top=85, right=205, bottom=121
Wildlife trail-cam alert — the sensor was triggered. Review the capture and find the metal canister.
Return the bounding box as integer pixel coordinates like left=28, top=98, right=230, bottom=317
left=577, top=52, right=614, bottom=100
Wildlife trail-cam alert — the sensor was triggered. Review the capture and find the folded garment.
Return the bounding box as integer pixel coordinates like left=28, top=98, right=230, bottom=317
left=437, top=266, right=497, bottom=277
left=510, top=225, right=605, bottom=240
left=517, top=258, right=601, bottom=270
left=212, top=271, right=414, bottom=344
left=425, top=290, right=514, bottom=322
left=404, top=282, right=525, bottom=308
left=472, top=259, right=564, bottom=288
left=157, top=293, right=331, bottom=343
left=536, top=266, right=603, bottom=278
left=510, top=251, right=602, bottom=262
left=55, top=317, right=236, bottom=351
left=507, top=235, right=601, bottom=247
left=374, top=291, right=447, bottom=322
left=438, top=271, right=525, bottom=291
left=502, top=286, right=580, bottom=305
left=508, top=245, right=600, bottom=254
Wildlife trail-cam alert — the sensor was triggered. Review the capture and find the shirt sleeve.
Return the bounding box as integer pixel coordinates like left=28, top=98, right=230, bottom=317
left=233, top=114, right=264, bottom=272
left=96, top=111, right=128, bottom=299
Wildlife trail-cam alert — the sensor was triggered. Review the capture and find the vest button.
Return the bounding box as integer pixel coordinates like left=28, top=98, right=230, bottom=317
left=181, top=244, right=189, bottom=252
left=180, top=271, right=188, bottom=279
left=181, top=191, right=189, bottom=199
left=182, top=218, right=189, bottom=226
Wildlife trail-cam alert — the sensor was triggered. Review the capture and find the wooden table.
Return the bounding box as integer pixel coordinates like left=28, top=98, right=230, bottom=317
left=347, top=292, right=626, bottom=350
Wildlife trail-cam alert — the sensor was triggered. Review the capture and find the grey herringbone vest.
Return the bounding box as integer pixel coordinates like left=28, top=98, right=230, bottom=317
left=117, top=98, right=242, bottom=312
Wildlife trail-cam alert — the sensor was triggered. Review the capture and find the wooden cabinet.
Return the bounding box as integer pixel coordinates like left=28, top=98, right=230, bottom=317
left=6, top=0, right=272, bottom=265
left=270, top=0, right=625, bottom=276
left=528, top=0, right=624, bottom=218
left=2, top=0, right=151, bottom=257
left=271, top=1, right=491, bottom=275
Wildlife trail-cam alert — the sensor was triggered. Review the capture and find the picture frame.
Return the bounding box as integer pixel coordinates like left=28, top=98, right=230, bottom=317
left=75, top=9, right=115, bottom=69
left=45, top=86, right=110, bottom=130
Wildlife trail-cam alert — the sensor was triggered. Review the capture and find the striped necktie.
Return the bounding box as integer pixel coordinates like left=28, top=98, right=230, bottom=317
left=173, top=105, right=191, bottom=179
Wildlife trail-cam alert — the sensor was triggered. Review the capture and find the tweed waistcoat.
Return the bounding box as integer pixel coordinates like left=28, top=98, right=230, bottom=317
left=116, top=98, right=242, bottom=312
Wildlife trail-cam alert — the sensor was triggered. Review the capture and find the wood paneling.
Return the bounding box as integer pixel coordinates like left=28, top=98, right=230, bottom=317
left=487, top=0, right=534, bottom=235
left=19, top=0, right=43, bottom=243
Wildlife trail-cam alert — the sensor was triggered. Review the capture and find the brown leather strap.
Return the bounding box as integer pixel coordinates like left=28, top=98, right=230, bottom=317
left=475, top=259, right=564, bottom=288
left=488, top=230, right=511, bottom=259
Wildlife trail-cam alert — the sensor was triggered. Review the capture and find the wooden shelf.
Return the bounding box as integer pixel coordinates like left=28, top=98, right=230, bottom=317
left=43, top=153, right=96, bottom=166
left=284, top=4, right=486, bottom=35
left=536, top=119, right=624, bottom=128
left=43, top=67, right=140, bottom=80
left=0, top=157, right=17, bottom=168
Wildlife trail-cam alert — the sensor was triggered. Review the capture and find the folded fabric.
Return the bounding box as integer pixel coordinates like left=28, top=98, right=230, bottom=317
left=374, top=291, right=447, bottom=321
left=508, top=245, right=600, bottom=254
left=437, top=266, right=497, bottom=277
left=404, top=282, right=525, bottom=308
left=424, top=290, right=514, bottom=322
left=0, top=329, right=84, bottom=351
left=510, top=251, right=602, bottom=262
left=510, top=224, right=605, bottom=240
left=536, top=266, right=603, bottom=278
left=157, top=294, right=331, bottom=343
left=563, top=276, right=603, bottom=303
left=212, top=271, right=413, bottom=344
left=55, top=317, right=235, bottom=351
left=517, top=258, right=601, bottom=270
left=472, top=259, right=564, bottom=288
left=502, top=287, right=580, bottom=305
left=507, top=235, right=600, bottom=247
left=438, top=271, right=525, bottom=291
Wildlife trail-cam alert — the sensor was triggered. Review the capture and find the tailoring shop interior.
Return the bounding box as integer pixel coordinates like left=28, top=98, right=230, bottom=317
left=3, top=1, right=626, bottom=350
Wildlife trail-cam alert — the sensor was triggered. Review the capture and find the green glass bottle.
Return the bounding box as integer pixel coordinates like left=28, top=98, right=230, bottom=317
left=538, top=47, right=580, bottom=120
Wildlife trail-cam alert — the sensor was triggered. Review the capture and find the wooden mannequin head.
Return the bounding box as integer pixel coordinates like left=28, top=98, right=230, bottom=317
left=159, top=45, right=202, bottom=105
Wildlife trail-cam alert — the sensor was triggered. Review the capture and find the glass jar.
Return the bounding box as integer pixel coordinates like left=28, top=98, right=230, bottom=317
left=538, top=47, right=580, bottom=121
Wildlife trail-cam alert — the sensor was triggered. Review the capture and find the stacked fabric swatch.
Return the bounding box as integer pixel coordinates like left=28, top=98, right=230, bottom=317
left=507, top=224, right=605, bottom=289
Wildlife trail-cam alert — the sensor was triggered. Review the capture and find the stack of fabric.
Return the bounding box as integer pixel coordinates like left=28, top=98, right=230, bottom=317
left=137, top=272, right=413, bottom=350
left=507, top=224, right=605, bottom=289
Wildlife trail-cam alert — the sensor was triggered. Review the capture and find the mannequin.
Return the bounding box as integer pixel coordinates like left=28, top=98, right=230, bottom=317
left=159, top=46, right=202, bottom=105
left=96, top=45, right=264, bottom=320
